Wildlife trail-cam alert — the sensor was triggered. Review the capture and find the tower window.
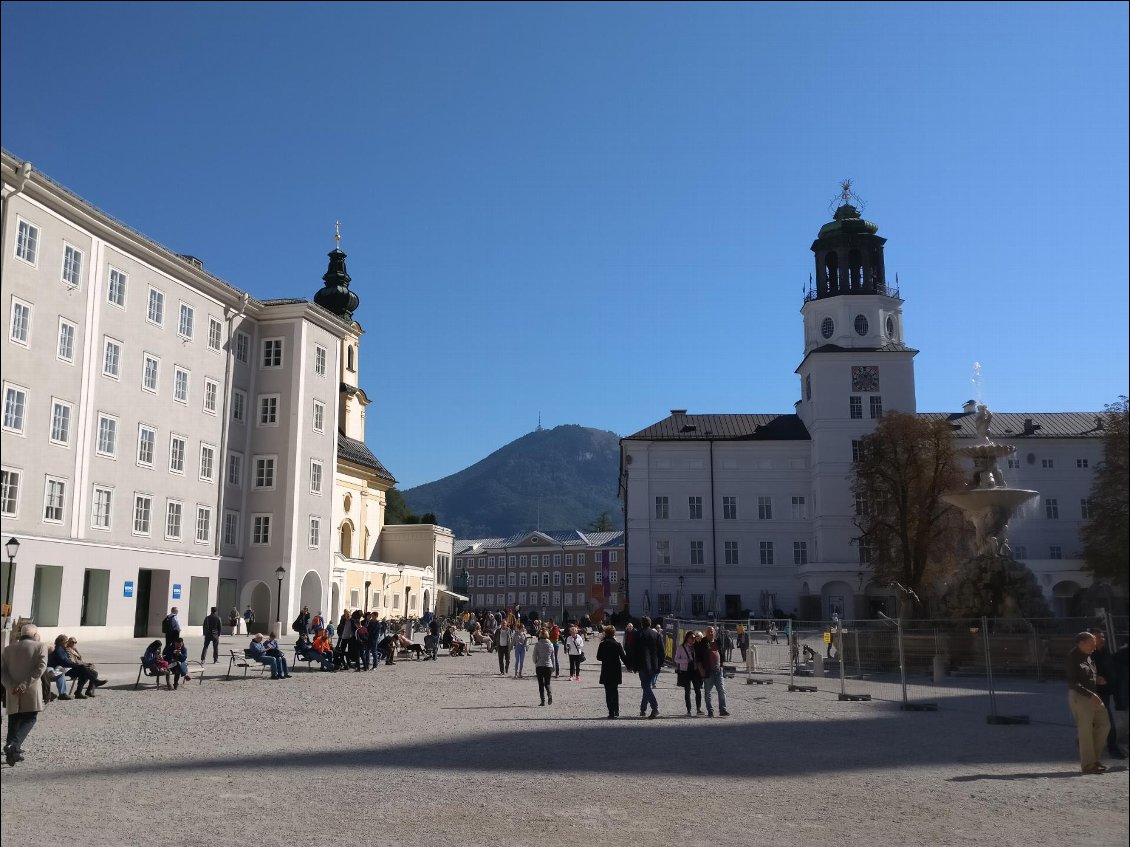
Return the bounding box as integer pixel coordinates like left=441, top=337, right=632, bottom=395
left=854, top=314, right=869, bottom=336
left=821, top=318, right=834, bottom=339
left=849, top=396, right=863, bottom=419
left=347, top=346, right=355, bottom=372
left=885, top=315, right=895, bottom=339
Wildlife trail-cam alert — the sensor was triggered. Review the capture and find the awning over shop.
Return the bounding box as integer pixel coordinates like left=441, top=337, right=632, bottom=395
left=438, top=588, right=470, bottom=602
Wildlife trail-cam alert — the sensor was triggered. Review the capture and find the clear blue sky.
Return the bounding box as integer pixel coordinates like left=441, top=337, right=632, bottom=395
left=3, top=2, right=1127, bottom=489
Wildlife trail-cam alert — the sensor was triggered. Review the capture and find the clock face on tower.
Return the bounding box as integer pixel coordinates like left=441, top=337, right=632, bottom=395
left=852, top=365, right=880, bottom=392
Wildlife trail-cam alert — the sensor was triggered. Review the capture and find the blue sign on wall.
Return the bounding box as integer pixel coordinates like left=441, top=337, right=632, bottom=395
left=172, top=584, right=182, bottom=600
left=124, top=581, right=134, bottom=598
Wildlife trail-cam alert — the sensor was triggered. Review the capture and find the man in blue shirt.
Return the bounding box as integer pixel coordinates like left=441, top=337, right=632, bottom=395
left=248, top=635, right=290, bottom=679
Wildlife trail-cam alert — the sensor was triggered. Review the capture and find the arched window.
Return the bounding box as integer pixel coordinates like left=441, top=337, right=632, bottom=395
left=340, top=522, right=353, bottom=558
left=824, top=253, right=839, bottom=294
left=848, top=250, right=863, bottom=290
left=346, top=346, right=355, bottom=372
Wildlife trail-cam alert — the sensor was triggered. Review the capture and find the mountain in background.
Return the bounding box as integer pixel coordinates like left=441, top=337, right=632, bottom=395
left=400, top=425, right=623, bottom=539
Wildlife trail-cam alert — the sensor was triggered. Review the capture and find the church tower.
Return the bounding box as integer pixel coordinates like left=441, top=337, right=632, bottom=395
left=795, top=184, right=917, bottom=609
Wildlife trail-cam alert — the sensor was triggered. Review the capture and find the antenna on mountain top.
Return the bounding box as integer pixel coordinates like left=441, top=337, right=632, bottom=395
left=537, top=413, right=543, bottom=432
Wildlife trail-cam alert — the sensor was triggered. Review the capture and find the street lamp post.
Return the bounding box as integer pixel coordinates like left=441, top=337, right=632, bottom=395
left=275, top=566, right=285, bottom=633
left=3, top=537, right=19, bottom=637
left=364, top=580, right=372, bottom=614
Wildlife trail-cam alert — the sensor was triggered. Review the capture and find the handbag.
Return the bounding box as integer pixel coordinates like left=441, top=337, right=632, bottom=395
left=578, top=651, right=586, bottom=663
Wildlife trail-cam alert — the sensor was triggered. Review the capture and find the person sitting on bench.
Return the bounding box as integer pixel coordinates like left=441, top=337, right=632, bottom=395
left=248, top=635, right=291, bottom=679
left=162, top=637, right=192, bottom=689
left=296, top=633, right=334, bottom=671
left=143, top=640, right=173, bottom=690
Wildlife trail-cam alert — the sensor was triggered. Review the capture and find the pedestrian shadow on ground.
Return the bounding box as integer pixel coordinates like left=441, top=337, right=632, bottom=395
left=948, top=771, right=1088, bottom=781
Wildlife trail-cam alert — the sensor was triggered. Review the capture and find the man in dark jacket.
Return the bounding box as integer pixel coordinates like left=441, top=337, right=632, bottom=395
left=201, top=607, right=223, bottom=663
left=628, top=615, right=665, bottom=719
left=694, top=625, right=730, bottom=717
left=1089, top=628, right=1127, bottom=758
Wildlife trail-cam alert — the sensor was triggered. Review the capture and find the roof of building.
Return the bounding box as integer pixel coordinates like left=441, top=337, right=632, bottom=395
left=260, top=298, right=310, bottom=306
left=337, top=432, right=396, bottom=482
left=454, top=529, right=625, bottom=555
left=924, top=410, right=1106, bottom=440
left=624, top=413, right=811, bottom=441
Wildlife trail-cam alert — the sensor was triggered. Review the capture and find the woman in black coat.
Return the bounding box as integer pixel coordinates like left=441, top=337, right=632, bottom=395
left=596, top=625, right=629, bottom=719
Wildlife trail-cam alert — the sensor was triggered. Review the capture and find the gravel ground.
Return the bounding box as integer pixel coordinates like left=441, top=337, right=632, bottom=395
left=2, top=635, right=1127, bottom=847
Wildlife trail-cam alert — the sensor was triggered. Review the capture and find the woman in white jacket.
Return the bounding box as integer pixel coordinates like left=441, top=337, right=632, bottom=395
left=564, top=625, right=586, bottom=680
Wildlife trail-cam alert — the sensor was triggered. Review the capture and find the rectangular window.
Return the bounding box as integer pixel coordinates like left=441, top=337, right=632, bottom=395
left=1013, top=545, right=1027, bottom=560
left=258, top=395, right=279, bottom=426
left=1042, top=458, right=1054, bottom=469
left=3, top=384, right=27, bottom=433
left=1049, top=545, right=1062, bottom=560
left=870, top=396, right=883, bottom=419
left=165, top=500, right=183, bottom=540
left=261, top=338, right=283, bottom=368
left=251, top=514, right=271, bottom=545
left=553, top=554, right=561, bottom=566
left=724, top=540, right=739, bottom=565
left=310, top=460, right=323, bottom=494
left=254, top=456, right=276, bottom=489
left=143, top=354, right=160, bottom=393
left=15, top=219, right=39, bottom=264
left=315, top=345, right=327, bottom=376
left=227, top=452, right=242, bottom=487
left=312, top=400, right=325, bottom=433
left=564, top=572, right=574, bottom=585
left=519, top=573, right=528, bottom=587
left=519, top=555, right=527, bottom=566
left=96, top=414, right=118, bottom=456
left=723, top=496, right=738, bottom=520
left=57, top=319, right=76, bottom=362
left=849, top=395, right=863, bottom=419
left=222, top=511, right=239, bottom=547
left=203, top=379, right=218, bottom=414
left=1080, top=498, right=1091, bottom=520
left=759, top=541, right=775, bottom=566
left=234, top=331, right=250, bottom=364
left=691, top=594, right=705, bottom=616
left=855, top=495, right=870, bottom=516
left=147, top=288, right=165, bottom=326
left=107, top=268, right=127, bottom=307
left=169, top=435, right=186, bottom=473
left=1045, top=498, right=1059, bottom=519
left=690, top=540, right=704, bottom=565
left=791, top=496, right=808, bottom=519
left=61, top=244, right=83, bottom=287
left=656, top=540, right=671, bottom=565
left=309, top=517, right=321, bottom=548
left=137, top=425, right=157, bottom=466
left=178, top=303, right=194, bottom=339
left=858, top=543, right=873, bottom=565
left=1076, top=458, right=1089, bottom=469
left=91, top=486, right=113, bottom=530
left=102, top=338, right=122, bottom=378
left=852, top=440, right=864, bottom=463
left=758, top=496, right=773, bottom=520
left=232, top=390, right=246, bottom=423
left=1007, top=457, right=1021, bottom=469
left=487, top=574, right=496, bottom=588
left=173, top=367, right=189, bottom=403
left=654, top=496, right=669, bottom=519
left=50, top=400, right=71, bottom=446
left=43, top=477, right=66, bottom=522
left=9, top=298, right=31, bottom=345
left=133, top=494, right=152, bottom=535
left=609, top=571, right=619, bottom=584
left=577, top=553, right=585, bottom=566
left=593, top=570, right=602, bottom=584
left=565, top=554, right=573, bottom=566
left=199, top=444, right=215, bottom=481
left=1, top=468, right=21, bottom=517
left=793, top=541, right=808, bottom=565
left=688, top=496, right=703, bottom=519
left=195, top=506, right=211, bottom=544
left=576, top=572, right=585, bottom=585
left=488, top=556, right=496, bottom=569
left=208, top=317, right=223, bottom=352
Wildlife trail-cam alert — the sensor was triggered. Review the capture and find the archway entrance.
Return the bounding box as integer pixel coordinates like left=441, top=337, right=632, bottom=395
left=300, top=571, right=322, bottom=617
left=243, top=581, right=270, bottom=634
left=331, top=582, right=341, bottom=622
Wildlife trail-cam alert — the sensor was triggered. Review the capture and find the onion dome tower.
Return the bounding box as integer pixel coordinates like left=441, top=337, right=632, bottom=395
left=314, top=221, right=360, bottom=320
left=810, top=180, right=888, bottom=298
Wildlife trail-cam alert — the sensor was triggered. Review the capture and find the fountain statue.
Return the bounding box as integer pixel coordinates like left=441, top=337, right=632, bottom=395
left=942, top=404, right=1039, bottom=558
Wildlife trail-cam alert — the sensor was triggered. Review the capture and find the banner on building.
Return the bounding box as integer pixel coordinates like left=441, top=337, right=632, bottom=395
left=601, top=550, right=610, bottom=599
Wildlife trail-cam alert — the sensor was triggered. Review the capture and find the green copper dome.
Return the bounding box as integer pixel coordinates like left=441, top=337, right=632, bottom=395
left=818, top=203, right=879, bottom=237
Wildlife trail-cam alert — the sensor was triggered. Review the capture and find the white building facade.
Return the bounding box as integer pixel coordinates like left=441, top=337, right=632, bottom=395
left=621, top=198, right=1107, bottom=620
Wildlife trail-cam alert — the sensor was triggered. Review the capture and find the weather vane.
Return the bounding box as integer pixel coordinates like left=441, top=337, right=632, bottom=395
left=334, top=220, right=341, bottom=250
left=829, top=179, right=865, bottom=215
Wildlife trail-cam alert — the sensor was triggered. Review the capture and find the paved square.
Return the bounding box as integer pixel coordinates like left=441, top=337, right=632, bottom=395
left=2, top=635, right=1126, bottom=847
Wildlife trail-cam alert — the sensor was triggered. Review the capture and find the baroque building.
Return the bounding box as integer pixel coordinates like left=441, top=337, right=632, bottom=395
left=620, top=188, right=1107, bottom=620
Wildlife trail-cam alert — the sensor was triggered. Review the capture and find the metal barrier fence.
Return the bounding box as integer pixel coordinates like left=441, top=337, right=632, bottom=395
left=695, top=611, right=1130, bottom=725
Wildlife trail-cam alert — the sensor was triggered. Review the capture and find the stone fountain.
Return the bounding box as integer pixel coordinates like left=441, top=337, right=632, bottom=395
left=942, top=404, right=1039, bottom=558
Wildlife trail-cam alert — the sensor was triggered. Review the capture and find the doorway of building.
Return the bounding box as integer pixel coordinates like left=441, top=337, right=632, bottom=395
left=133, top=570, right=153, bottom=637
left=724, top=594, right=743, bottom=619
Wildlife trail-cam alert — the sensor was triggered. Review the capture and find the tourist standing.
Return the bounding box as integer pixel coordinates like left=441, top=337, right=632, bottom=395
left=532, top=629, right=554, bottom=706
left=1067, top=631, right=1111, bottom=773
left=550, top=621, right=562, bottom=678
left=496, top=621, right=513, bottom=675
left=628, top=615, right=664, bottom=719
left=596, top=625, right=627, bottom=718
left=513, top=624, right=528, bottom=678
left=675, top=631, right=704, bottom=716
left=163, top=606, right=182, bottom=647
left=229, top=606, right=242, bottom=635
left=201, top=606, right=223, bottom=664
left=696, top=625, right=729, bottom=717
left=1, top=624, right=49, bottom=767
left=565, top=625, right=585, bottom=680
left=1089, top=628, right=1127, bottom=759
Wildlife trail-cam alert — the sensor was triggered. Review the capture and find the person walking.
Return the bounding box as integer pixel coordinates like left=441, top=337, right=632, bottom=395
left=628, top=615, right=665, bottom=719
left=696, top=625, right=730, bottom=717
left=496, top=621, right=513, bottom=675
left=513, top=624, right=528, bottom=678
left=201, top=606, right=223, bottom=664
left=1067, top=631, right=1111, bottom=773
left=596, top=625, right=628, bottom=718
left=163, top=606, right=182, bottom=647
left=675, top=631, right=704, bottom=716
left=1089, top=628, right=1127, bottom=759
left=550, top=621, right=562, bottom=678
left=565, top=625, right=585, bottom=681
left=532, top=629, right=555, bottom=706
left=1, top=624, right=50, bottom=767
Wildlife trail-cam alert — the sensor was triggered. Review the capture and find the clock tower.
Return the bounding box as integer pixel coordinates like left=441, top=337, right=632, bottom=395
left=794, top=183, right=918, bottom=612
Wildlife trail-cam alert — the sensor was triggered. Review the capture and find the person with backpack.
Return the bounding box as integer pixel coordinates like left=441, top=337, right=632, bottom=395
left=292, top=606, right=312, bottom=638
left=201, top=607, right=223, bottom=664
left=163, top=607, right=182, bottom=647
left=354, top=617, right=371, bottom=671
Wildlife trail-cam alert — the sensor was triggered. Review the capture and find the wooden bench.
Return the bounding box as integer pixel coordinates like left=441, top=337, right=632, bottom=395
left=226, top=648, right=269, bottom=680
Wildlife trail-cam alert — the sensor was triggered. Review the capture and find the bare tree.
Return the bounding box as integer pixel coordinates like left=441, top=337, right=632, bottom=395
left=1082, top=396, right=1129, bottom=590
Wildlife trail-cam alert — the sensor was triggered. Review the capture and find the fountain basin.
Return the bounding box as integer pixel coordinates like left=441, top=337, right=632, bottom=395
left=941, top=487, right=1039, bottom=513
